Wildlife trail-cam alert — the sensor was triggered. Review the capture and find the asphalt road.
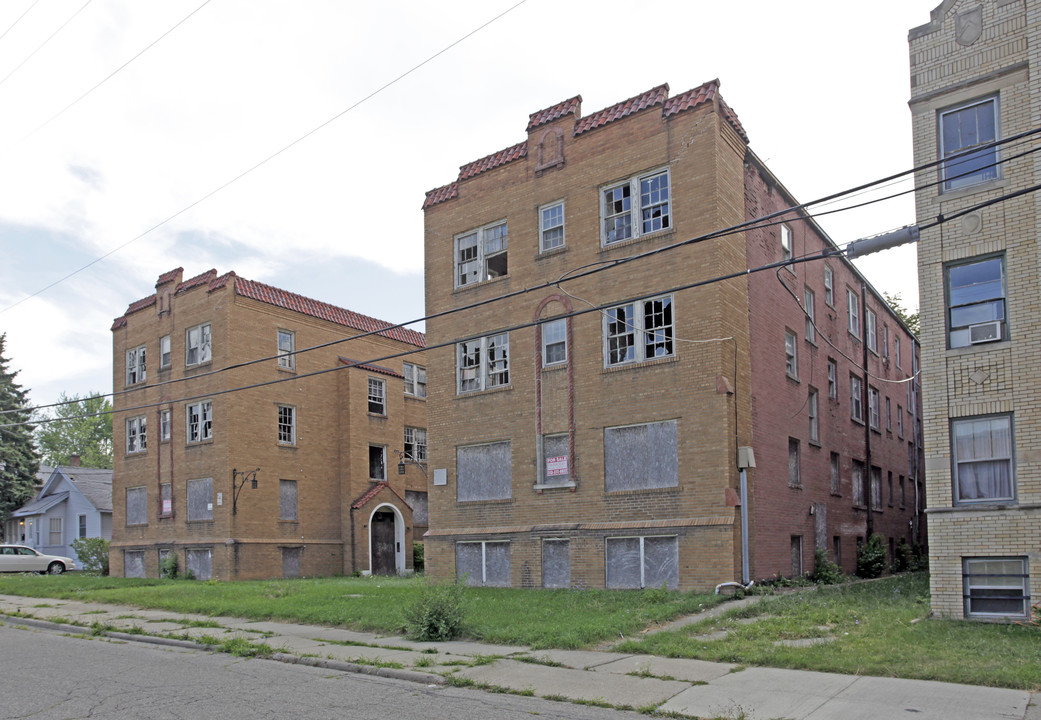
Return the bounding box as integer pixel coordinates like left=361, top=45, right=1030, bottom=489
left=0, top=623, right=641, bottom=720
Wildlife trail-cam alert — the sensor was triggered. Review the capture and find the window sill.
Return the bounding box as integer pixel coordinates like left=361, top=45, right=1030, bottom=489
left=185, top=362, right=213, bottom=372
left=456, top=384, right=513, bottom=398
left=786, top=373, right=800, bottom=383
left=602, top=354, right=678, bottom=374
left=368, top=412, right=387, bottom=419
left=599, top=227, right=676, bottom=253
left=808, top=440, right=822, bottom=448
left=851, top=418, right=865, bottom=426
left=185, top=520, right=214, bottom=525
left=405, top=394, right=427, bottom=402
left=931, top=500, right=1029, bottom=513
left=453, top=274, right=509, bottom=294
left=277, top=366, right=297, bottom=374
left=186, top=439, right=214, bottom=448
left=542, top=362, right=566, bottom=373
left=457, top=497, right=515, bottom=505
left=537, top=246, right=567, bottom=260
left=278, top=519, right=299, bottom=525
left=277, top=442, right=297, bottom=449
left=603, top=485, right=680, bottom=497
left=125, top=523, right=148, bottom=528
left=946, top=340, right=1009, bottom=357
left=124, top=451, right=147, bottom=458
left=939, top=176, right=1006, bottom=200
left=533, top=481, right=576, bottom=492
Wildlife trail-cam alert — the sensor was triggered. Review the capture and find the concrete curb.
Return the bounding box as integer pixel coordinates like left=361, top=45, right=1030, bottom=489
left=271, top=653, right=445, bottom=685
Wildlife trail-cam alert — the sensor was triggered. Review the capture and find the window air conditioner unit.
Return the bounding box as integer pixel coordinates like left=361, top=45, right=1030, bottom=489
left=968, top=321, right=1002, bottom=344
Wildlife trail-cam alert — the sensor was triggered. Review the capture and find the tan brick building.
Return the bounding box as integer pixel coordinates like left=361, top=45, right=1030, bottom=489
left=110, top=268, right=427, bottom=580
left=422, top=81, right=922, bottom=591
left=910, top=0, right=1040, bottom=619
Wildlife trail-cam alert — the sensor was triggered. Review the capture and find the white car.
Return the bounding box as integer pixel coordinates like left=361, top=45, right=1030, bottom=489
left=0, top=545, right=76, bottom=574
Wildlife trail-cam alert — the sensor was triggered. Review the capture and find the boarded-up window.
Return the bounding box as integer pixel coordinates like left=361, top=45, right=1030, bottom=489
left=279, top=480, right=298, bottom=521
left=187, top=478, right=213, bottom=521
left=405, top=490, right=428, bottom=527
left=185, top=548, right=212, bottom=580
left=541, top=434, right=570, bottom=485
left=542, top=539, right=570, bottom=589
left=160, top=482, right=172, bottom=516
left=124, top=550, right=145, bottom=578
left=457, top=442, right=511, bottom=502
left=830, top=453, right=841, bottom=495
left=788, top=438, right=801, bottom=487
left=126, top=487, right=147, bottom=526
left=852, top=460, right=865, bottom=506
left=604, top=420, right=678, bottom=492
left=456, top=541, right=510, bottom=586
left=605, top=536, right=678, bottom=589
left=282, top=547, right=301, bottom=578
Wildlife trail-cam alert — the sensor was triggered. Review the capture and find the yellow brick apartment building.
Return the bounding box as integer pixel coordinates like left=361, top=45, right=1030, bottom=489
left=422, top=81, right=922, bottom=591
left=110, top=268, right=427, bottom=580
left=910, top=0, right=1040, bottom=619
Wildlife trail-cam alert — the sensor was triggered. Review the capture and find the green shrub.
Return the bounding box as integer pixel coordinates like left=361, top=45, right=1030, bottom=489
left=159, top=553, right=178, bottom=579
left=811, top=547, right=844, bottom=585
left=70, top=537, right=110, bottom=575
left=891, top=540, right=914, bottom=573
left=413, top=542, right=425, bottom=573
left=403, top=580, right=467, bottom=641
left=856, top=533, right=887, bottom=579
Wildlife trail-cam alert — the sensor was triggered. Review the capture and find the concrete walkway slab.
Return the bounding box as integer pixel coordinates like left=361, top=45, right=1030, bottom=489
left=593, top=655, right=737, bottom=683
left=513, top=649, right=632, bottom=669
left=456, top=658, right=690, bottom=707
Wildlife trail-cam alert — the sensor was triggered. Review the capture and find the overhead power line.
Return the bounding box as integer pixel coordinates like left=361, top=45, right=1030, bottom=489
left=0, top=0, right=92, bottom=90
left=0, top=0, right=531, bottom=315
left=0, top=0, right=41, bottom=45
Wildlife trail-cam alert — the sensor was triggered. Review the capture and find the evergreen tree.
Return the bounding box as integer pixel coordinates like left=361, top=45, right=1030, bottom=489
left=0, top=333, right=41, bottom=540
left=37, top=392, right=113, bottom=469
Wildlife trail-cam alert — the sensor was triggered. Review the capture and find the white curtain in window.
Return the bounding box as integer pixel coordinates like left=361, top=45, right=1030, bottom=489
left=955, top=417, right=1012, bottom=500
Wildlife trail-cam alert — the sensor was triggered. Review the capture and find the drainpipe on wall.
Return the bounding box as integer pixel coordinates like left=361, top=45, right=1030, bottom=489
left=737, top=446, right=756, bottom=585
left=861, top=282, right=874, bottom=539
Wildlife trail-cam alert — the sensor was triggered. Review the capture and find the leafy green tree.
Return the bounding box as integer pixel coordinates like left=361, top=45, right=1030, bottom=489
left=883, top=291, right=920, bottom=337
left=0, top=334, right=41, bottom=540
left=36, top=392, right=113, bottom=469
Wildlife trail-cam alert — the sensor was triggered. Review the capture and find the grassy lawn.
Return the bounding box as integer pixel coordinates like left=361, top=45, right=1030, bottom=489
left=0, top=573, right=724, bottom=649
left=1, top=571, right=1037, bottom=689
left=615, top=573, right=1040, bottom=691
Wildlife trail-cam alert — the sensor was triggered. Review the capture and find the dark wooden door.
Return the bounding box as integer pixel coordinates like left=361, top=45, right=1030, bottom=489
left=371, top=511, right=395, bottom=575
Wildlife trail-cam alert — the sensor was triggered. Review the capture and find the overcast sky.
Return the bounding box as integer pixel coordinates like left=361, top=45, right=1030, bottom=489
left=0, top=0, right=939, bottom=409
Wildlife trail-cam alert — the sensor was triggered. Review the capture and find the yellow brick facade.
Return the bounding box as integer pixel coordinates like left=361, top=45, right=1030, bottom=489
left=910, top=0, right=1041, bottom=618
left=110, top=269, right=427, bottom=580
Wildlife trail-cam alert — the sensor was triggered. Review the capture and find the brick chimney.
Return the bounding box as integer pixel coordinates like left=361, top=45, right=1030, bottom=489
left=69, top=454, right=81, bottom=467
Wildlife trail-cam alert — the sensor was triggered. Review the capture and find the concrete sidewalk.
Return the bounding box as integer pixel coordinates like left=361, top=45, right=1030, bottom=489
left=1, top=593, right=1036, bottom=720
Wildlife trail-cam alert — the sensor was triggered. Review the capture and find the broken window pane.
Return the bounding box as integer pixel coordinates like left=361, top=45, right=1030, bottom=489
left=185, top=548, right=212, bottom=580
left=457, top=441, right=511, bottom=501
left=124, top=550, right=145, bottom=578
left=604, top=420, right=678, bottom=492
left=542, top=539, right=570, bottom=589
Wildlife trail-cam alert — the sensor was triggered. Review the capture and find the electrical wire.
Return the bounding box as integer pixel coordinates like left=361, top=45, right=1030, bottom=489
left=0, top=0, right=41, bottom=45
left=0, top=0, right=92, bottom=90
left=0, top=0, right=530, bottom=315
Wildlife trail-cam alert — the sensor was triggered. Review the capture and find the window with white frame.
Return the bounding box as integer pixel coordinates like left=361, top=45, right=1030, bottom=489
left=605, top=535, right=678, bottom=589
left=368, top=378, right=385, bottom=414
left=404, top=426, right=427, bottom=463
left=277, top=329, right=295, bottom=369
left=827, top=359, right=837, bottom=399
left=77, top=514, right=87, bottom=539
left=785, top=330, right=798, bottom=379
left=897, top=405, right=904, bottom=438
left=869, top=386, right=880, bottom=430
left=185, top=323, right=211, bottom=366
left=780, top=224, right=793, bottom=261
left=186, top=400, right=212, bottom=443
left=159, top=335, right=171, bottom=368
left=603, top=295, right=673, bottom=366
left=940, top=96, right=999, bottom=191
left=457, top=333, right=509, bottom=393
left=809, top=388, right=819, bottom=443
left=895, top=336, right=901, bottom=368
left=952, top=414, right=1014, bottom=503
left=456, top=541, right=510, bottom=587
left=160, top=409, right=171, bottom=442
left=604, top=420, right=678, bottom=492
left=850, top=374, right=863, bottom=422
left=48, top=517, right=62, bottom=546
left=866, top=308, right=877, bottom=353
left=963, top=557, right=1029, bottom=619
left=457, top=441, right=511, bottom=501
left=601, top=168, right=670, bottom=245
left=369, top=445, right=386, bottom=480
left=883, top=325, right=889, bottom=359
left=540, top=201, right=565, bottom=252
left=804, top=288, right=815, bottom=343
left=403, top=362, right=427, bottom=398
left=126, top=345, right=146, bottom=385
left=885, top=397, right=892, bottom=432
left=542, top=318, right=567, bottom=366
left=847, top=289, right=860, bottom=337
left=946, top=255, right=1006, bottom=348
left=456, top=220, right=508, bottom=287
left=126, top=486, right=147, bottom=526
left=823, top=266, right=834, bottom=307
left=278, top=405, right=295, bottom=445
left=126, top=416, right=146, bottom=454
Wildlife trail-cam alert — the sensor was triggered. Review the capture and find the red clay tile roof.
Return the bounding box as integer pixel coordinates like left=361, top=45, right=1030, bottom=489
left=235, top=277, right=426, bottom=347
left=175, top=269, right=217, bottom=295
left=209, top=271, right=236, bottom=291
left=574, top=83, right=670, bottom=136
left=458, top=141, right=527, bottom=181
left=111, top=317, right=126, bottom=330
left=423, top=81, right=749, bottom=209
left=338, top=357, right=404, bottom=378
left=155, top=267, right=183, bottom=286
left=526, top=95, right=582, bottom=132
left=423, top=182, right=458, bottom=209
left=351, top=481, right=411, bottom=510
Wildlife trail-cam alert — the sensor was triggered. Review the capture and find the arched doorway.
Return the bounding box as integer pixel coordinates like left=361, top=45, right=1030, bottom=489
left=368, top=504, right=404, bottom=575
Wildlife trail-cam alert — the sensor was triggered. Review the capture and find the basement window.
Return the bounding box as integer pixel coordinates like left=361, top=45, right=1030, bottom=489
left=605, top=535, right=678, bottom=589
left=456, top=541, right=510, bottom=586
left=963, top=557, right=1029, bottom=619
